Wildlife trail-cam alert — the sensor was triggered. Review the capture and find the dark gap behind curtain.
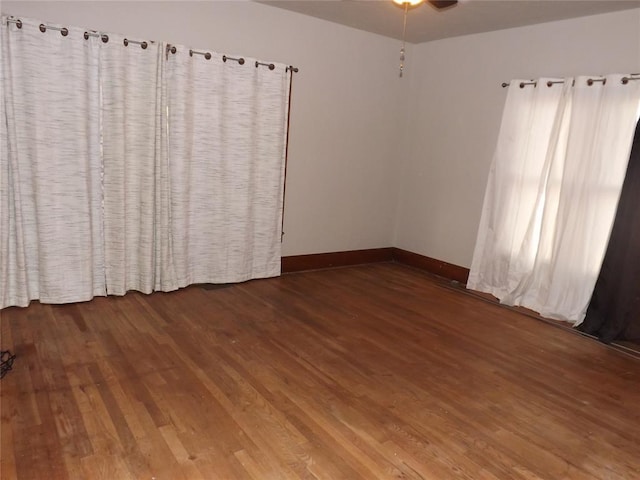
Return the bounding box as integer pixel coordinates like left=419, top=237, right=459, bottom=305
left=580, top=119, right=640, bottom=342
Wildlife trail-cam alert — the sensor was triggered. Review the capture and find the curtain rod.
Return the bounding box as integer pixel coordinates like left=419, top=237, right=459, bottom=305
left=502, top=74, right=640, bottom=88
left=5, top=17, right=299, bottom=73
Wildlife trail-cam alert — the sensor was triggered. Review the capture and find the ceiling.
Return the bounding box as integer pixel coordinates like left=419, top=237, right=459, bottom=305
left=258, top=0, right=640, bottom=44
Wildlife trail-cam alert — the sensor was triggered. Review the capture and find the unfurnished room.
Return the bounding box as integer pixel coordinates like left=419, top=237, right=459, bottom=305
left=1, top=1, right=640, bottom=479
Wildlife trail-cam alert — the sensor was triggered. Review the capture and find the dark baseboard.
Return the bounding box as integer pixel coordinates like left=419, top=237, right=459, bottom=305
left=281, top=248, right=394, bottom=273
left=281, top=247, right=469, bottom=284
left=391, top=248, right=469, bottom=284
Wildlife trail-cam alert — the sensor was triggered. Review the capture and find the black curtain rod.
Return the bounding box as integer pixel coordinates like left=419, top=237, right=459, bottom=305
left=6, top=17, right=299, bottom=73
left=502, top=74, right=640, bottom=88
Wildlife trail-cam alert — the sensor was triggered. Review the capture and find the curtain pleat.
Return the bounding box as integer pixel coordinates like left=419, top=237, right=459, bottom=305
left=165, top=47, right=289, bottom=287
left=100, top=35, right=165, bottom=295
left=1, top=18, right=105, bottom=307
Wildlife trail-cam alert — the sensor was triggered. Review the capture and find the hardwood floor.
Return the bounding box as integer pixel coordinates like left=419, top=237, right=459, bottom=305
left=1, top=263, right=639, bottom=479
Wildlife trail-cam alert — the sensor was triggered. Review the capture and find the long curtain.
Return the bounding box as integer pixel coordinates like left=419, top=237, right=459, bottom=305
left=100, top=34, right=167, bottom=295
left=165, top=47, right=289, bottom=287
left=467, top=79, right=570, bottom=302
left=580, top=119, right=640, bottom=342
left=1, top=16, right=291, bottom=309
left=1, top=18, right=105, bottom=307
left=468, top=75, right=640, bottom=324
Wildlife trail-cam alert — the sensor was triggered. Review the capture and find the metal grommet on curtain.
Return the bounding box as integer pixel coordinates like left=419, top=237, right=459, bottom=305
left=15, top=19, right=23, bottom=29
left=124, top=38, right=148, bottom=49
left=190, top=49, right=212, bottom=60
left=518, top=80, right=536, bottom=89
left=255, top=61, right=276, bottom=70
left=84, top=31, right=109, bottom=43
left=587, top=78, right=606, bottom=86
left=223, top=55, right=245, bottom=65
left=37, top=23, right=70, bottom=37
left=168, top=45, right=177, bottom=54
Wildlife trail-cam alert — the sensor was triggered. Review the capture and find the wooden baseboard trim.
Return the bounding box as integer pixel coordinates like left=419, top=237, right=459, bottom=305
left=281, top=247, right=469, bottom=284
left=391, top=248, right=469, bottom=284
left=281, top=248, right=394, bottom=273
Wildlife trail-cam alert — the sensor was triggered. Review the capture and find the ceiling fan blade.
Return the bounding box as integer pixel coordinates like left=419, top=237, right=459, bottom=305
left=428, top=0, right=458, bottom=9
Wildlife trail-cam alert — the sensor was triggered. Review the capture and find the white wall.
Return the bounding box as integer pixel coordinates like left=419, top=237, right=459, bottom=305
left=2, top=1, right=410, bottom=256
left=395, top=8, right=640, bottom=268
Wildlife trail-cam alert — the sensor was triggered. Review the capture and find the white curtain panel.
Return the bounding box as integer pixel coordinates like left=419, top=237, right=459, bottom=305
left=468, top=79, right=568, bottom=301
left=165, top=47, right=289, bottom=287
left=100, top=35, right=167, bottom=295
left=1, top=17, right=105, bottom=308
left=524, top=75, right=640, bottom=322
left=1, top=16, right=292, bottom=309
left=468, top=75, right=640, bottom=324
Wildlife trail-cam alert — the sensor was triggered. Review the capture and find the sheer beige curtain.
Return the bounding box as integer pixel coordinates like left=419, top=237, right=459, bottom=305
left=469, top=75, right=640, bottom=324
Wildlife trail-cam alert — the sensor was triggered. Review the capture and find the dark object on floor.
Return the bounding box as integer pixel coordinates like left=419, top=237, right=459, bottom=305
left=1, top=350, right=16, bottom=379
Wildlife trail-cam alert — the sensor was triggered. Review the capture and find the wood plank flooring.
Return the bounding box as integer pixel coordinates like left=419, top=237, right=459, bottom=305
left=1, top=263, right=639, bottom=479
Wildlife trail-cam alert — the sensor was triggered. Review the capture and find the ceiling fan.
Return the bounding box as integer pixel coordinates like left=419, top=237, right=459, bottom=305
left=426, top=1, right=458, bottom=8
left=393, top=0, right=459, bottom=77
left=393, top=0, right=458, bottom=10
